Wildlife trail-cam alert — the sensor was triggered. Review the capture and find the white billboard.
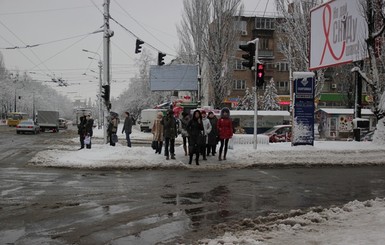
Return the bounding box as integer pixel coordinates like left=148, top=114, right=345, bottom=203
left=309, top=0, right=368, bottom=70
left=150, top=64, right=198, bottom=91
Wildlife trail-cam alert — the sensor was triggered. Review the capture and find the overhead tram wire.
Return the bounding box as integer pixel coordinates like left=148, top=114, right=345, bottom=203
left=0, top=30, right=103, bottom=50
left=0, top=5, right=95, bottom=16
left=0, top=18, right=53, bottom=76
left=29, top=30, right=102, bottom=71
left=112, top=0, right=175, bottom=52
left=90, top=0, right=176, bottom=58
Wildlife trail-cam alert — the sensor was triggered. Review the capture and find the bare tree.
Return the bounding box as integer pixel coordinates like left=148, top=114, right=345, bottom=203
left=275, top=0, right=325, bottom=98
left=355, top=0, right=385, bottom=120
left=177, top=0, right=243, bottom=107
left=114, top=50, right=165, bottom=120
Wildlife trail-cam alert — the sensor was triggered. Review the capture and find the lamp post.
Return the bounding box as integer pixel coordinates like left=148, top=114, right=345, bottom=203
left=82, top=49, right=103, bottom=130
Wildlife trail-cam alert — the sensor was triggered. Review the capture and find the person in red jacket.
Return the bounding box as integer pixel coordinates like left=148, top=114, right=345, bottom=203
left=217, top=107, right=233, bottom=161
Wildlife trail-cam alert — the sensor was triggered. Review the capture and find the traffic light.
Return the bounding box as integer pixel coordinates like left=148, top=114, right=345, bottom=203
left=101, top=84, right=110, bottom=103
left=158, top=52, right=166, bottom=66
left=239, top=42, right=255, bottom=69
left=256, top=63, right=265, bottom=87
left=135, top=39, right=144, bottom=53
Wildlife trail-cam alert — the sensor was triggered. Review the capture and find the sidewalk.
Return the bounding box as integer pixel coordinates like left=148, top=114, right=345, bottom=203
left=28, top=125, right=385, bottom=169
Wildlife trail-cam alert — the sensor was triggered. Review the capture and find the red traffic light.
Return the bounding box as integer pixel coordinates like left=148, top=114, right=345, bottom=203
left=256, top=63, right=265, bottom=87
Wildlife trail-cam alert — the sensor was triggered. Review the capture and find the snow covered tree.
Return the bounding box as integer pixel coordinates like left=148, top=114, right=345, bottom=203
left=263, top=78, right=280, bottom=110
left=275, top=0, right=325, bottom=99
left=113, top=50, right=165, bottom=121
left=236, top=87, right=254, bottom=110
left=177, top=0, right=243, bottom=107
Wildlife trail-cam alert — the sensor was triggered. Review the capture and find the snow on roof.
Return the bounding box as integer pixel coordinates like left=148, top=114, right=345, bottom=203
left=318, top=108, right=374, bottom=115
left=230, top=110, right=290, bottom=116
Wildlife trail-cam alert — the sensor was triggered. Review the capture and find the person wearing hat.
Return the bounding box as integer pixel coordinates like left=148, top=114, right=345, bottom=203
left=207, top=111, right=218, bottom=156
left=108, top=114, right=119, bottom=146
left=161, top=109, right=178, bottom=160
left=152, top=112, right=164, bottom=154
left=186, top=110, right=204, bottom=165
left=217, top=107, right=233, bottom=161
left=201, top=110, right=212, bottom=160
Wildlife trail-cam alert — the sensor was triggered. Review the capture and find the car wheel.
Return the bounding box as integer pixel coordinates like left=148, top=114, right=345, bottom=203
left=17, top=131, right=20, bottom=134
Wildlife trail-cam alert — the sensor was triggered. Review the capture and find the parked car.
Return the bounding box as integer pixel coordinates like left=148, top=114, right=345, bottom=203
left=58, top=118, right=68, bottom=129
left=262, top=125, right=292, bottom=143
left=16, top=120, right=40, bottom=134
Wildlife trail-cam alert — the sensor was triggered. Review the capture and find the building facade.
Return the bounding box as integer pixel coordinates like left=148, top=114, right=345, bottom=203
left=228, top=15, right=291, bottom=110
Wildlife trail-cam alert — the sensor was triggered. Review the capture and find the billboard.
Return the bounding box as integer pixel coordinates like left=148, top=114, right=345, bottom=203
left=309, top=0, right=368, bottom=70
left=292, top=72, right=315, bottom=146
left=149, top=64, right=198, bottom=91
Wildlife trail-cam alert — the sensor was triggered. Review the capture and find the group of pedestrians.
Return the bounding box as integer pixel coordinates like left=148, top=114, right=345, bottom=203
left=151, top=107, right=233, bottom=165
left=77, top=108, right=234, bottom=166
left=77, top=114, right=94, bottom=150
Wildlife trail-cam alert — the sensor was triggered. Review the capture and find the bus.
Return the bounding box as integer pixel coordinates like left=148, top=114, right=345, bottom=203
left=229, top=110, right=290, bottom=134
left=7, top=112, right=29, bottom=127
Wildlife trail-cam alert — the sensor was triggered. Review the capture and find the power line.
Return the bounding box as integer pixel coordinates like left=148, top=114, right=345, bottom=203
left=112, top=0, right=175, bottom=53
left=0, top=5, right=94, bottom=16
left=0, top=30, right=103, bottom=50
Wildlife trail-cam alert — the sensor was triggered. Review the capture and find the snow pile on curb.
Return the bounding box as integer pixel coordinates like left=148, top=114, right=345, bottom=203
left=198, top=198, right=385, bottom=245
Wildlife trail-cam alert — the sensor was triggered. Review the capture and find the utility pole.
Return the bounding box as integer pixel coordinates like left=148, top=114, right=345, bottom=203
left=252, top=38, right=259, bottom=150
left=103, top=0, right=112, bottom=144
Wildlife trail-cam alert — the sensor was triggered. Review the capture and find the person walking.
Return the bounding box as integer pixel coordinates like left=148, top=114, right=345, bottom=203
left=201, top=110, right=212, bottom=160
left=180, top=111, right=190, bottom=156
left=122, top=111, right=133, bottom=147
left=186, top=110, right=204, bottom=165
left=108, top=114, right=119, bottom=146
left=77, top=116, right=86, bottom=150
left=152, top=112, right=164, bottom=154
left=207, top=111, right=218, bottom=156
left=161, top=109, right=178, bottom=160
left=84, top=114, right=94, bottom=149
left=217, top=107, right=233, bottom=161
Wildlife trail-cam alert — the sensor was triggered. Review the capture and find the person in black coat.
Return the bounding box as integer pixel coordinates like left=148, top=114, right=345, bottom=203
left=161, top=109, right=178, bottom=160
left=77, top=116, right=86, bottom=150
left=122, top=111, right=133, bottom=147
left=84, top=115, right=94, bottom=149
left=186, top=110, right=204, bottom=165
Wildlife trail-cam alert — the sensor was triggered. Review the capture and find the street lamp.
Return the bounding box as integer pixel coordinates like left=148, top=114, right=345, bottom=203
left=82, top=49, right=104, bottom=133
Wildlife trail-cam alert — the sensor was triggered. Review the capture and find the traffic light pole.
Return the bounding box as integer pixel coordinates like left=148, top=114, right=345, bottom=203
left=103, top=0, right=111, bottom=144
left=252, top=38, right=259, bottom=150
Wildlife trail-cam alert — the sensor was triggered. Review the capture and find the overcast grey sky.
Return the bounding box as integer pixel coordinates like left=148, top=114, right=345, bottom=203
left=0, top=0, right=276, bottom=101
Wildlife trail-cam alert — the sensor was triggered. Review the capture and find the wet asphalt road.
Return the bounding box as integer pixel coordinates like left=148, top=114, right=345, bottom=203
left=1, top=125, right=385, bottom=245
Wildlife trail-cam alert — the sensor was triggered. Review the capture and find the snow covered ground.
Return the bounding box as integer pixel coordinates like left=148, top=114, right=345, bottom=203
left=27, top=125, right=385, bottom=244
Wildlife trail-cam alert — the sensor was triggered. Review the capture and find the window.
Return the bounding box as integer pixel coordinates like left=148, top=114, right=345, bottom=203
left=278, top=81, right=289, bottom=91
left=278, top=62, right=289, bottom=71
left=233, top=80, right=246, bottom=90
left=235, top=60, right=246, bottom=70
left=259, top=38, right=269, bottom=50
left=255, top=17, right=275, bottom=29
left=240, top=21, right=247, bottom=35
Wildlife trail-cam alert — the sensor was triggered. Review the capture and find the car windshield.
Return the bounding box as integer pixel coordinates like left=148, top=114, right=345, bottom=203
left=263, top=127, right=279, bottom=134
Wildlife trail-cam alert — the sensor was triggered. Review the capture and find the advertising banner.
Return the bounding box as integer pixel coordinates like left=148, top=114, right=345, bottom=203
left=293, top=72, right=315, bottom=146
left=309, top=0, right=368, bottom=70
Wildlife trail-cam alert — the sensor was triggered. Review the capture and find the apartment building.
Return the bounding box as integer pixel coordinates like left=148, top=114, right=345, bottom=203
left=228, top=15, right=291, bottom=110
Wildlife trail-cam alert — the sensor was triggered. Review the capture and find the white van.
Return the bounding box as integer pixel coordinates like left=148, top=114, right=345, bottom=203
left=139, top=109, right=167, bottom=132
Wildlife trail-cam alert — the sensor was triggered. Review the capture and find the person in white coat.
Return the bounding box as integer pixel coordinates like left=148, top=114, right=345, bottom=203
left=201, top=110, right=212, bottom=160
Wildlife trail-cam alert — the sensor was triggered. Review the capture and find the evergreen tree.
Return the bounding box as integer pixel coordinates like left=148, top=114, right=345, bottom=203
left=263, top=78, right=280, bottom=110
left=236, top=87, right=254, bottom=110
